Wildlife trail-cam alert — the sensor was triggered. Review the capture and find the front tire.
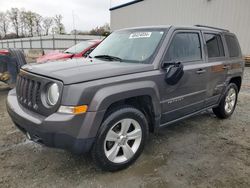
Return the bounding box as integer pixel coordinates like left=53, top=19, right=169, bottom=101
left=213, top=83, right=238, bottom=119
left=91, top=106, right=148, bottom=171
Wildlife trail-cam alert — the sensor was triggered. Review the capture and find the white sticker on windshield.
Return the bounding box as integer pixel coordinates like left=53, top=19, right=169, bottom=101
left=129, top=32, right=152, bottom=39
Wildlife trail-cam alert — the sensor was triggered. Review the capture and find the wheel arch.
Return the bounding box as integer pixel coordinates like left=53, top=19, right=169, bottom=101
left=88, top=81, right=161, bottom=132
left=229, top=76, right=242, bottom=92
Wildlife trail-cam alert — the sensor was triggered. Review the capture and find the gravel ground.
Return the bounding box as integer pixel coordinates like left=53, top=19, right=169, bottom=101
left=0, top=68, right=250, bottom=188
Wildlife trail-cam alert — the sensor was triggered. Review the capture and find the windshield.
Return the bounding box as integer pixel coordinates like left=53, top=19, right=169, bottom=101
left=90, top=29, right=165, bottom=63
left=64, top=41, right=94, bottom=54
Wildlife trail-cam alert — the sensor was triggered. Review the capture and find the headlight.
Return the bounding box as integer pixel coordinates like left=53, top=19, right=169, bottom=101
left=47, top=83, right=60, bottom=106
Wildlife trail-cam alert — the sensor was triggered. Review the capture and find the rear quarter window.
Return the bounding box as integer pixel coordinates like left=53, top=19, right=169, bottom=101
left=225, top=35, right=241, bottom=57
left=204, top=33, right=225, bottom=58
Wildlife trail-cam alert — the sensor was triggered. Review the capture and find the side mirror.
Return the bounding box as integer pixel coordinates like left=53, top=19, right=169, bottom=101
left=162, top=61, right=184, bottom=85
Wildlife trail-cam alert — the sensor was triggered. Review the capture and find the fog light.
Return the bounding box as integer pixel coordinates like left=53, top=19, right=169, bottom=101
left=58, top=105, right=88, bottom=115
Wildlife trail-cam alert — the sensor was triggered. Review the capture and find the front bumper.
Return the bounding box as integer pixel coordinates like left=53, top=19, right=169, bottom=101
left=6, top=89, right=104, bottom=154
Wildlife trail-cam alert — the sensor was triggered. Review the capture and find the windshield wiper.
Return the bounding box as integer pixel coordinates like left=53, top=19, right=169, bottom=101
left=64, top=51, right=74, bottom=54
left=94, top=55, right=123, bottom=62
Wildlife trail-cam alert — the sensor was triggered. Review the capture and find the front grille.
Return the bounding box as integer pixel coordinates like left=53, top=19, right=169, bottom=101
left=16, top=70, right=63, bottom=116
left=16, top=74, right=41, bottom=110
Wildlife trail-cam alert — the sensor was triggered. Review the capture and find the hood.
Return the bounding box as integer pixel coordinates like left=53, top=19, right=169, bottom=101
left=22, top=58, right=154, bottom=84
left=36, top=52, right=73, bottom=63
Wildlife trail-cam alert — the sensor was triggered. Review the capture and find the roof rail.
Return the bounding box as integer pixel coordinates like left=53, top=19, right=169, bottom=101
left=194, top=25, right=229, bottom=32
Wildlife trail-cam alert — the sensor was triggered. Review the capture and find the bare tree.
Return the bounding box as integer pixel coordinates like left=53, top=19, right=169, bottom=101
left=53, top=14, right=65, bottom=34
left=42, top=17, right=53, bottom=35
left=19, top=9, right=27, bottom=37
left=34, top=13, right=43, bottom=36
left=23, top=11, right=36, bottom=37
left=7, top=8, right=20, bottom=37
left=89, top=23, right=111, bottom=36
left=2, top=8, right=66, bottom=38
left=0, top=12, right=9, bottom=38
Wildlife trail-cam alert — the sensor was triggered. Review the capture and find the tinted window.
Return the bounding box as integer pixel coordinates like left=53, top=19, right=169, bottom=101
left=205, top=34, right=225, bottom=58
left=165, top=33, right=202, bottom=62
left=225, top=35, right=240, bottom=57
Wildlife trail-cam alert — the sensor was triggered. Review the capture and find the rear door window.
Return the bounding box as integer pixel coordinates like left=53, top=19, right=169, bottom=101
left=204, top=34, right=225, bottom=58
left=165, top=32, right=202, bottom=62
left=225, top=35, right=240, bottom=57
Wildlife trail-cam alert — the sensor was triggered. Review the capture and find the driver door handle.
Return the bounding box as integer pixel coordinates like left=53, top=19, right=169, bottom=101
left=196, top=69, right=206, bottom=74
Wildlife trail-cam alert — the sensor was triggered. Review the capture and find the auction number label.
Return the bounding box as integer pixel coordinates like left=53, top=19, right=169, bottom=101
left=129, top=32, right=152, bottom=39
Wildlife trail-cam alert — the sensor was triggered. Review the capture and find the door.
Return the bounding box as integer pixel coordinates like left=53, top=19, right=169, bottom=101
left=159, top=30, right=209, bottom=126
left=202, top=32, right=228, bottom=107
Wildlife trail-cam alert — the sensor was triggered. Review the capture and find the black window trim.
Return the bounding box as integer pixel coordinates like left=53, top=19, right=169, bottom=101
left=203, top=32, right=226, bottom=61
left=224, top=33, right=242, bottom=59
left=162, top=30, right=204, bottom=65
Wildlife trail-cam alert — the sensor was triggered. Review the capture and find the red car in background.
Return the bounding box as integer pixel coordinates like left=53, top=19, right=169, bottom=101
left=0, top=49, right=9, bottom=56
left=36, top=39, right=101, bottom=63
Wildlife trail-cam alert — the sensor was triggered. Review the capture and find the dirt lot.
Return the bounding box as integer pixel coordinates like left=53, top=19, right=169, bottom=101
left=0, top=68, right=250, bottom=188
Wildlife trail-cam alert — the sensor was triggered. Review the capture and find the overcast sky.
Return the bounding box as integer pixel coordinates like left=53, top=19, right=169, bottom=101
left=0, top=0, right=110, bottom=32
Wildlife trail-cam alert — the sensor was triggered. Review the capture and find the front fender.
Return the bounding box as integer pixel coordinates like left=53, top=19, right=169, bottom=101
left=88, top=81, right=161, bottom=117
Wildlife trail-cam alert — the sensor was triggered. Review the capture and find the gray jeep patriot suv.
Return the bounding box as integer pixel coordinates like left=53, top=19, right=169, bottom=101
left=7, top=25, right=244, bottom=171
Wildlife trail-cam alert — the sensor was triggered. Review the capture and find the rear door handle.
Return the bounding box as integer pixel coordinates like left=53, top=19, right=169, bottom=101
left=196, top=69, right=206, bottom=74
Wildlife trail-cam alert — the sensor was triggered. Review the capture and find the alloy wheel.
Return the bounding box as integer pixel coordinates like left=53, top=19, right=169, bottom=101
left=224, top=87, right=237, bottom=114
left=104, top=118, right=142, bottom=163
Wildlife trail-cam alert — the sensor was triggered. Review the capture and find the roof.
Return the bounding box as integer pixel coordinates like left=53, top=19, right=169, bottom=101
left=194, top=25, right=230, bottom=32
left=117, top=25, right=171, bottom=31
left=116, top=25, right=230, bottom=33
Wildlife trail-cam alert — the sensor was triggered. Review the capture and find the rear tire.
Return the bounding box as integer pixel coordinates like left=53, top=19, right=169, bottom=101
left=213, top=83, right=238, bottom=119
left=91, top=106, right=148, bottom=171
